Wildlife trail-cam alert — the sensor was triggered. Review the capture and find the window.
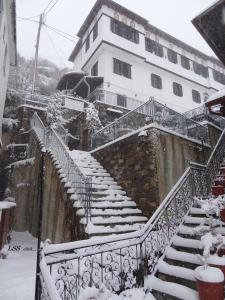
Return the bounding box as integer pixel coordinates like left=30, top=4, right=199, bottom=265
left=151, top=74, right=162, bottom=89
left=93, top=22, right=98, bottom=41
left=85, top=35, right=90, bottom=52
left=117, top=94, right=127, bottom=107
left=91, top=61, right=98, bottom=76
left=3, top=44, right=8, bottom=77
left=111, top=18, right=139, bottom=44
left=193, top=62, right=209, bottom=78
left=173, top=82, right=183, bottom=97
left=0, top=0, right=3, bottom=13
left=145, top=38, right=164, bottom=57
left=181, top=55, right=190, bottom=70
left=113, top=58, right=131, bottom=79
left=213, top=70, right=225, bottom=85
left=192, top=90, right=201, bottom=104
left=167, top=49, right=178, bottom=64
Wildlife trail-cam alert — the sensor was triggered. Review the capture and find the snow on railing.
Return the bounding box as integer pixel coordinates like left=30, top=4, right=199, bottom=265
left=30, top=113, right=92, bottom=226
left=40, top=256, right=61, bottom=300
left=91, top=97, right=209, bottom=149
left=33, top=112, right=225, bottom=300
left=183, top=105, right=225, bottom=129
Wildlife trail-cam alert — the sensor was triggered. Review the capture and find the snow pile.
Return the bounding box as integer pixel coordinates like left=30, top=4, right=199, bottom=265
left=138, top=130, right=148, bottom=137
left=2, top=118, right=18, bottom=130
left=85, top=103, right=102, bottom=132
left=7, top=157, right=35, bottom=169
left=78, top=285, right=156, bottom=300
left=0, top=231, right=37, bottom=300
left=194, top=266, right=224, bottom=283
left=0, top=201, right=16, bottom=210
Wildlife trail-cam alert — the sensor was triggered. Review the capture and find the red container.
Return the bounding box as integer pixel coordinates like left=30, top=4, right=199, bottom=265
left=212, top=185, right=224, bottom=197
left=215, top=179, right=225, bottom=187
left=220, top=209, right=225, bottom=222
left=217, top=248, right=225, bottom=257
left=196, top=278, right=224, bottom=300
left=195, top=266, right=224, bottom=300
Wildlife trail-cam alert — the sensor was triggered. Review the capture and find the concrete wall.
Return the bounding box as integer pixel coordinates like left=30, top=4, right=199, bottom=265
left=92, top=126, right=212, bottom=218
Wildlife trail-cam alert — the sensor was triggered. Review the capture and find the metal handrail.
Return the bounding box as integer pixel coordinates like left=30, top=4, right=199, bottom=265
left=183, top=105, right=225, bottom=129
left=92, top=97, right=209, bottom=149
left=31, top=113, right=92, bottom=224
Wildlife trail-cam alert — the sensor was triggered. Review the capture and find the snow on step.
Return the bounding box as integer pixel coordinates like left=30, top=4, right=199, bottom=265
left=172, top=235, right=202, bottom=249
left=157, top=260, right=196, bottom=282
left=165, top=247, right=201, bottom=265
left=69, top=149, right=147, bottom=236
left=86, top=222, right=144, bottom=235
left=77, top=208, right=142, bottom=216
left=81, top=215, right=147, bottom=225
left=146, top=276, right=198, bottom=300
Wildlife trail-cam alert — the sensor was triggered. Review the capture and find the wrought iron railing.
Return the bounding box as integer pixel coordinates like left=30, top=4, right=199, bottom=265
left=36, top=116, right=225, bottom=300
left=41, top=163, right=206, bottom=300
left=184, top=105, right=225, bottom=129
left=92, top=97, right=209, bottom=149
left=31, top=113, right=92, bottom=225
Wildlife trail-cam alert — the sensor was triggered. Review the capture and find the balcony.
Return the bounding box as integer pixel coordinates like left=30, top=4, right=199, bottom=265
left=87, top=88, right=145, bottom=111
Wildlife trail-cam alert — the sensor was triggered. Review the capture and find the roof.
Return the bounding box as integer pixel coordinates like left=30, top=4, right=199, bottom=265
left=56, top=71, right=85, bottom=90
left=69, top=0, right=224, bottom=67
left=207, top=88, right=225, bottom=103
left=192, top=0, right=225, bottom=67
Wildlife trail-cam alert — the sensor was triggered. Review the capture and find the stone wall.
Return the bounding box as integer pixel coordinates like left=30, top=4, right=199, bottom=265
left=92, top=126, right=212, bottom=218
left=6, top=130, right=86, bottom=243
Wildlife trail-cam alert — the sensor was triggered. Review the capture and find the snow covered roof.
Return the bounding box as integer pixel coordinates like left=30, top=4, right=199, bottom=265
left=57, top=72, right=85, bottom=91
left=0, top=201, right=16, bottom=210
left=192, top=0, right=225, bottom=66
left=69, top=0, right=223, bottom=67
left=207, top=88, right=225, bottom=103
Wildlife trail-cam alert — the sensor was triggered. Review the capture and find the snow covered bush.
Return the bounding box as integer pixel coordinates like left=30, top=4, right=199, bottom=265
left=0, top=246, right=9, bottom=259
left=47, top=94, right=65, bottom=128
left=85, top=103, right=102, bottom=133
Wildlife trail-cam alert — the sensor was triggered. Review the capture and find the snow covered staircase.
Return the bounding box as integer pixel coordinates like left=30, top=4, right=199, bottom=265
left=148, top=198, right=224, bottom=300
left=69, top=150, right=147, bottom=237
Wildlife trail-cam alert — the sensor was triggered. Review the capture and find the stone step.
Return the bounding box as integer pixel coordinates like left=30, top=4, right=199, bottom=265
left=76, top=207, right=142, bottom=217
left=80, top=215, right=147, bottom=225
left=87, top=223, right=145, bottom=236
left=73, top=200, right=136, bottom=209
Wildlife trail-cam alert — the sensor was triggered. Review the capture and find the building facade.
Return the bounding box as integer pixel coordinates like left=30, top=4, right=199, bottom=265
left=0, top=0, right=17, bottom=143
left=69, top=0, right=225, bottom=113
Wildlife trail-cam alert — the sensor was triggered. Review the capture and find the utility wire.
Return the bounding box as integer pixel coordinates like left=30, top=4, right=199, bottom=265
left=42, top=0, right=55, bottom=14
left=44, top=27, right=67, bottom=67
left=44, top=23, right=77, bottom=40
left=44, top=0, right=60, bottom=16
left=44, top=24, right=76, bottom=43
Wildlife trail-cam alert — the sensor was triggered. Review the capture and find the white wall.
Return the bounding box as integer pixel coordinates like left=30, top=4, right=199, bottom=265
left=0, top=0, right=11, bottom=142
left=73, top=3, right=225, bottom=113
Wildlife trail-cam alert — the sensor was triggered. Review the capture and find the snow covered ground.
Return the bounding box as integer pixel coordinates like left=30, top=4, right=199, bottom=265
left=0, top=231, right=37, bottom=300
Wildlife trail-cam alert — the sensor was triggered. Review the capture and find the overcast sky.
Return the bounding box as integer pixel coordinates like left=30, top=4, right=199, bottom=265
left=17, top=0, right=216, bottom=69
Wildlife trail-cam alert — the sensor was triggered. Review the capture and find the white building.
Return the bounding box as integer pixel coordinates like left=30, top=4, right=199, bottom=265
left=0, top=0, right=17, bottom=142
left=69, top=0, right=225, bottom=113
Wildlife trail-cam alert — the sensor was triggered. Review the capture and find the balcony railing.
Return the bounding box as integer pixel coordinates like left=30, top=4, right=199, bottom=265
left=183, top=105, right=225, bottom=129
left=92, top=97, right=209, bottom=149
left=87, top=88, right=144, bottom=111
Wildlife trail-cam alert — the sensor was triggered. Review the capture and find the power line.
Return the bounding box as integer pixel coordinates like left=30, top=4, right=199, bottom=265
left=17, top=16, right=40, bottom=24
left=43, top=0, right=55, bottom=14
left=44, top=0, right=60, bottom=16
left=44, top=27, right=67, bottom=67
left=44, top=23, right=77, bottom=40
left=44, top=24, right=76, bottom=43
